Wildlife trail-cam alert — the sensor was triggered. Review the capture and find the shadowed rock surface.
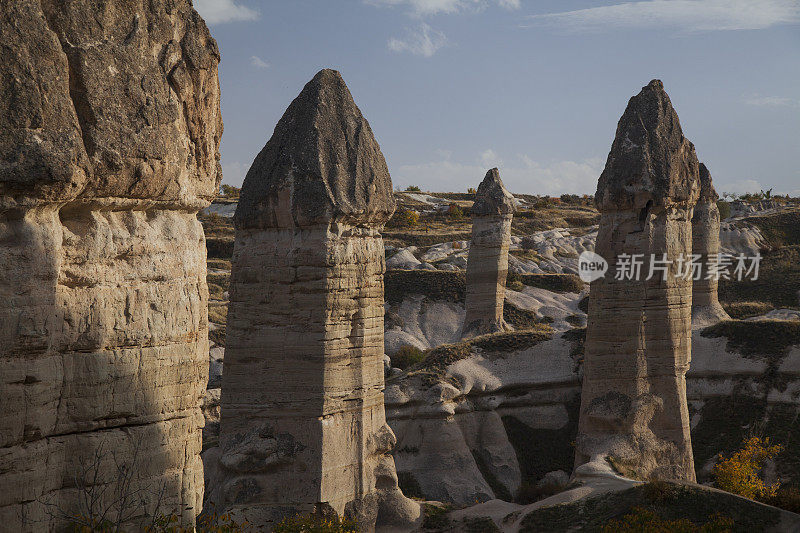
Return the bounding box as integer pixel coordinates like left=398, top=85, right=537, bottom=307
left=462, top=168, right=515, bottom=338
left=692, top=163, right=730, bottom=327
left=214, top=69, right=419, bottom=530
left=575, top=80, right=699, bottom=482
left=0, top=1, right=221, bottom=530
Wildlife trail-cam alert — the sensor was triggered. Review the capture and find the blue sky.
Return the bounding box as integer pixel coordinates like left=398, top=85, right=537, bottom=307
left=195, top=0, right=800, bottom=195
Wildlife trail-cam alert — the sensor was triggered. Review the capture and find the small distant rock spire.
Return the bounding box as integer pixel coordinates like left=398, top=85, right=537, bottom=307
left=692, top=162, right=729, bottom=326
left=462, top=168, right=515, bottom=339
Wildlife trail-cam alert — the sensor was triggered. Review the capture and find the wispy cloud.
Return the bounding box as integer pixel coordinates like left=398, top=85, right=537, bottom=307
left=745, top=95, right=800, bottom=108
left=718, top=179, right=764, bottom=195
left=392, top=152, right=604, bottom=194
left=524, top=0, right=800, bottom=33
left=367, top=0, right=520, bottom=17
left=249, top=55, right=270, bottom=69
left=221, top=160, right=249, bottom=186
left=498, top=0, right=521, bottom=9
left=388, top=23, right=447, bottom=57
left=194, top=0, right=259, bottom=25
left=479, top=149, right=501, bottom=167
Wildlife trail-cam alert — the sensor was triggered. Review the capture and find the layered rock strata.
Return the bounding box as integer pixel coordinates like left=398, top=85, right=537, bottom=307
left=691, top=163, right=730, bottom=326
left=215, top=69, right=418, bottom=529
left=575, top=80, right=699, bottom=481
left=0, top=1, right=221, bottom=530
left=462, top=169, right=515, bottom=338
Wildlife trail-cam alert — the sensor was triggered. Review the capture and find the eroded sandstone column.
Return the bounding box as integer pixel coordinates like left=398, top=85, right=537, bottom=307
left=691, top=163, right=730, bottom=326
left=462, top=168, right=515, bottom=339
left=0, top=2, right=221, bottom=530
left=216, top=69, right=418, bottom=529
left=575, top=80, right=698, bottom=482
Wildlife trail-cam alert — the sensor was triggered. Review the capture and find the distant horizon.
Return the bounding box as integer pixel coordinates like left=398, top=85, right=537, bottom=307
left=196, top=0, right=800, bottom=196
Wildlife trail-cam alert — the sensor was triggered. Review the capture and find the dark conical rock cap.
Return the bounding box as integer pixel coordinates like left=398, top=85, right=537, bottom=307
left=698, top=163, right=719, bottom=203
left=471, top=168, right=515, bottom=216
left=235, top=69, right=396, bottom=229
left=595, top=80, right=700, bottom=213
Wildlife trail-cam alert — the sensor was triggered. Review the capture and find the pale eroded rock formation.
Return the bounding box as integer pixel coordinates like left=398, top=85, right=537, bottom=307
left=575, top=80, right=699, bottom=481
left=0, top=1, right=221, bottom=530
left=215, top=69, right=419, bottom=529
left=691, top=163, right=730, bottom=327
left=462, top=168, right=515, bottom=338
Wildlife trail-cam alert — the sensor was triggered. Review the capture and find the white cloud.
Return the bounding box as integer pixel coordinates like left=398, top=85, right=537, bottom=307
left=367, top=0, right=518, bottom=17
left=524, top=0, right=800, bottom=33
left=391, top=152, right=604, bottom=194
left=717, top=179, right=764, bottom=195
left=479, top=149, right=501, bottom=167
left=498, top=0, right=521, bottom=9
left=745, top=95, right=800, bottom=108
left=388, top=23, right=447, bottom=57
left=221, top=160, right=249, bottom=187
left=250, top=55, right=270, bottom=69
left=194, top=0, right=259, bottom=25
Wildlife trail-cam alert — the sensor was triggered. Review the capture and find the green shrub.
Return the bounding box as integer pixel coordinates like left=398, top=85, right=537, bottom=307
left=207, top=258, right=232, bottom=271
left=601, top=507, right=733, bottom=533
left=208, top=305, right=228, bottom=325
left=388, top=208, right=420, bottom=228
left=447, top=204, right=464, bottom=219
left=272, top=513, right=359, bottom=533
left=209, top=326, right=226, bottom=347
left=422, top=504, right=450, bottom=530
left=208, top=283, right=226, bottom=300
left=701, top=319, right=800, bottom=356
left=508, top=273, right=584, bottom=294
left=767, top=486, right=800, bottom=513
left=722, top=301, right=774, bottom=319
left=405, top=185, right=421, bottom=192
left=392, top=345, right=425, bottom=370
left=717, top=200, right=731, bottom=220
left=220, top=184, right=241, bottom=198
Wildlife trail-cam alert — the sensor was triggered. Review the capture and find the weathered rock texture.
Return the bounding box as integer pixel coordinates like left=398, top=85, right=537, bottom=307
left=691, top=163, right=730, bottom=327
left=462, top=169, right=515, bottom=338
left=215, top=69, right=419, bottom=529
left=575, top=80, right=699, bottom=481
left=0, top=2, right=221, bottom=530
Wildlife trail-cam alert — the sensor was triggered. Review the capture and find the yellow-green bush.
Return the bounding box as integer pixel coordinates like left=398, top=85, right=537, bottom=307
left=713, top=436, right=783, bottom=500
left=601, top=507, right=733, bottom=533
left=391, top=345, right=425, bottom=370
left=388, top=208, right=419, bottom=228
left=272, top=513, right=359, bottom=532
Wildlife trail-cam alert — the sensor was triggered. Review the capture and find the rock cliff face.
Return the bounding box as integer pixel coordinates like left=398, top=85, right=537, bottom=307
left=0, top=1, right=221, bottom=529
left=462, top=169, right=515, bottom=338
left=215, top=69, right=418, bottom=529
left=692, top=163, right=730, bottom=326
left=575, top=80, right=699, bottom=481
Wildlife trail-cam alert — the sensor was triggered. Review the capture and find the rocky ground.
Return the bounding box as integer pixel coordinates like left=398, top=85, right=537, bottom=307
left=199, top=194, right=800, bottom=530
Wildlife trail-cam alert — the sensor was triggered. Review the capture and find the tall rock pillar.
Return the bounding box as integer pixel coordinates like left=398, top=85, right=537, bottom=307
left=0, top=2, right=221, bottom=530
left=691, top=163, right=730, bottom=326
left=575, top=80, right=699, bottom=482
left=462, top=168, right=515, bottom=339
left=216, top=69, right=418, bottom=529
